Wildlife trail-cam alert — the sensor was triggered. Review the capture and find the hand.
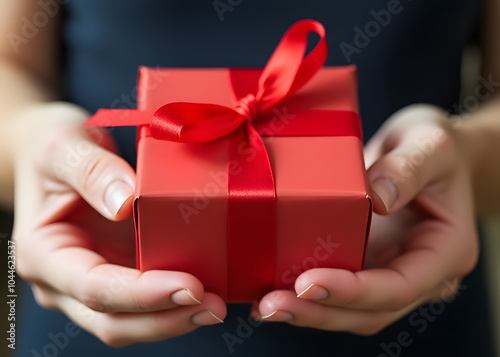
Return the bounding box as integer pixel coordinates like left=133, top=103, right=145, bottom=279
left=12, top=102, right=226, bottom=347
left=254, top=104, right=478, bottom=334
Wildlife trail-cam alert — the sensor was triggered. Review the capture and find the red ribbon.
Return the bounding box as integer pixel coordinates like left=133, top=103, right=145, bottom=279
left=85, top=20, right=363, bottom=302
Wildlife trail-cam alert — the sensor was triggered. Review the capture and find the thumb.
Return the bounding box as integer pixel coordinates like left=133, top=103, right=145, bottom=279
left=366, top=124, right=450, bottom=215
left=46, top=126, right=136, bottom=221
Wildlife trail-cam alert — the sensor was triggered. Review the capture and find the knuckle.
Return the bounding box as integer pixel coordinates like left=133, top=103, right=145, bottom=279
left=31, top=286, right=57, bottom=310
left=131, top=290, right=150, bottom=312
left=84, top=126, right=115, bottom=151
left=47, top=101, right=90, bottom=122
left=356, top=322, right=387, bottom=336
left=13, top=237, right=36, bottom=282
left=441, top=281, right=459, bottom=301
left=386, top=293, right=414, bottom=312
left=459, top=235, right=479, bottom=276
left=350, top=315, right=391, bottom=336
left=76, top=152, right=105, bottom=194
left=460, top=254, right=478, bottom=277
left=96, top=322, right=131, bottom=348
left=434, top=130, right=458, bottom=167
left=15, top=260, right=32, bottom=282
left=79, top=280, right=107, bottom=312
left=404, top=159, right=424, bottom=187
left=15, top=254, right=31, bottom=281
left=378, top=287, right=415, bottom=312
left=101, top=335, right=130, bottom=348
left=389, top=154, right=423, bottom=189
left=435, top=126, right=454, bottom=149
left=37, top=131, right=61, bottom=164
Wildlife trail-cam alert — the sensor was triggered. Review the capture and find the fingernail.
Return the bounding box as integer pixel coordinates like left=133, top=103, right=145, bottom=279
left=371, top=178, right=397, bottom=213
left=259, top=310, right=293, bottom=322
left=192, top=310, right=224, bottom=326
left=104, top=180, right=134, bottom=216
left=297, top=283, right=329, bottom=300
left=170, top=288, right=201, bottom=305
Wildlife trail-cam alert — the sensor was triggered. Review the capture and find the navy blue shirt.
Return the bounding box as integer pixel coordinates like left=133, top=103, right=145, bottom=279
left=15, top=1, right=495, bottom=356
left=61, top=0, right=479, bottom=165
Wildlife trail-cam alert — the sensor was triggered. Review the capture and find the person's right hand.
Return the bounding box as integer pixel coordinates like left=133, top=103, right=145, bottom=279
left=12, top=102, right=226, bottom=347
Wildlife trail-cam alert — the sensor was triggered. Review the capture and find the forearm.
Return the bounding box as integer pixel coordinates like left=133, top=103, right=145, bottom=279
left=0, top=59, right=58, bottom=208
left=455, top=97, right=500, bottom=217
left=0, top=2, right=62, bottom=208
left=463, top=0, right=500, bottom=217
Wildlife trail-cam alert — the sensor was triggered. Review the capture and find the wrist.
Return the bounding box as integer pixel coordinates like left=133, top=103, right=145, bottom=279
left=447, top=103, right=500, bottom=216
left=10, top=102, right=90, bottom=158
left=442, top=114, right=477, bottom=174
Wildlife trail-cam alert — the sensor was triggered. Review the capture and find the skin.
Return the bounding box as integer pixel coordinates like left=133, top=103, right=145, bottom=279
left=1, top=0, right=500, bottom=347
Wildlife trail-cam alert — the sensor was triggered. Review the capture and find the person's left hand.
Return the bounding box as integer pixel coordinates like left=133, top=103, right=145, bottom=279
left=12, top=103, right=227, bottom=347
left=254, top=104, right=478, bottom=334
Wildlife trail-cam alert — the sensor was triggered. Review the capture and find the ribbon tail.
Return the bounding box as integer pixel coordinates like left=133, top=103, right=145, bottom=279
left=84, top=109, right=155, bottom=127
left=227, top=124, right=276, bottom=302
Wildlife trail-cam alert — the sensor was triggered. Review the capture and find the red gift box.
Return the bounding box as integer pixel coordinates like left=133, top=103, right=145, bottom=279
left=85, top=20, right=372, bottom=303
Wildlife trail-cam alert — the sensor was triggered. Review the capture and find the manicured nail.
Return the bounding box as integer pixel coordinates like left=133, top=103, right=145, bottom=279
left=170, top=288, right=201, bottom=305
left=296, top=283, right=329, bottom=300
left=371, top=178, right=397, bottom=213
left=192, top=310, right=224, bottom=326
left=104, top=180, right=134, bottom=216
left=259, top=310, right=293, bottom=322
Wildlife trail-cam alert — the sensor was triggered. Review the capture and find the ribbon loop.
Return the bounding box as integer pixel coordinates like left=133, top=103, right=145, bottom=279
left=256, top=19, right=328, bottom=112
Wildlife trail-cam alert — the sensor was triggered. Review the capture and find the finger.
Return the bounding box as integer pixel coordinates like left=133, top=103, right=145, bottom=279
left=30, top=224, right=206, bottom=313
left=366, top=106, right=453, bottom=214
left=293, top=237, right=454, bottom=312
left=257, top=290, right=419, bottom=335
left=363, top=119, right=399, bottom=169
left=40, top=125, right=136, bottom=221
left=78, top=267, right=206, bottom=313
left=56, top=292, right=226, bottom=347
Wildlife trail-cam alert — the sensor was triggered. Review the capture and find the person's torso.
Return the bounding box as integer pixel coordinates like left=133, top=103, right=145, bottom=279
left=62, top=0, right=479, bottom=153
